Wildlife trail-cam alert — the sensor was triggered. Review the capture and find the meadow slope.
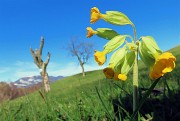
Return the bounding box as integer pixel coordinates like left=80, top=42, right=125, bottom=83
left=0, top=45, right=180, bottom=121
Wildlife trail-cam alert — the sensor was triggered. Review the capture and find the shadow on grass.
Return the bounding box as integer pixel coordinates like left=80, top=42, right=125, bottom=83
left=112, top=83, right=180, bottom=121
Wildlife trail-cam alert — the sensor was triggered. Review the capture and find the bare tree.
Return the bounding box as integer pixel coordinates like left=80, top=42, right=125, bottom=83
left=67, top=38, right=93, bottom=76
left=30, top=37, right=51, bottom=92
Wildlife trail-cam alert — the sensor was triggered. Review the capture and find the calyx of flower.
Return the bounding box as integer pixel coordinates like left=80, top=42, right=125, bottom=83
left=104, top=35, right=126, bottom=53
left=139, top=36, right=162, bottom=67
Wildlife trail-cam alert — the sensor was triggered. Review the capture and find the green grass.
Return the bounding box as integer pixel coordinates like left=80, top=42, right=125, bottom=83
left=0, top=45, right=180, bottom=121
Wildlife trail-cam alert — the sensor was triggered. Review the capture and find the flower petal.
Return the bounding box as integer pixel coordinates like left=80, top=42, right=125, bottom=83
left=149, top=52, right=176, bottom=80
left=94, top=51, right=106, bottom=66
left=86, top=27, right=96, bottom=38
left=157, top=52, right=176, bottom=61
left=118, top=74, right=127, bottom=81
left=90, top=7, right=101, bottom=23
left=162, top=60, right=175, bottom=73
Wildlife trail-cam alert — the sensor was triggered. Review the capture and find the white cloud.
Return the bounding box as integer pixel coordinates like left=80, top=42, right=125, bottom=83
left=13, top=61, right=105, bottom=79
left=12, top=61, right=62, bottom=79
left=11, top=61, right=38, bottom=80
left=48, top=62, right=62, bottom=68
left=14, top=61, right=37, bottom=70
left=0, top=67, right=10, bottom=74
left=14, top=70, right=38, bottom=78
left=1, top=60, right=107, bottom=82
left=47, top=62, right=106, bottom=77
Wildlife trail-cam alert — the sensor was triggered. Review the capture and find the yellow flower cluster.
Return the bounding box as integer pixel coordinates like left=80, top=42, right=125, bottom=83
left=87, top=7, right=176, bottom=81
left=88, top=7, right=130, bottom=81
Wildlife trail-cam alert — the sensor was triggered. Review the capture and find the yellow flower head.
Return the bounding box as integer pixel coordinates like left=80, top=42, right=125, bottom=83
left=103, top=67, right=127, bottom=81
left=150, top=52, right=176, bottom=80
left=103, top=67, right=114, bottom=79
left=114, top=73, right=127, bottom=81
left=118, top=74, right=127, bottom=81
left=90, top=7, right=101, bottom=23
left=94, top=50, right=106, bottom=66
left=86, top=27, right=96, bottom=38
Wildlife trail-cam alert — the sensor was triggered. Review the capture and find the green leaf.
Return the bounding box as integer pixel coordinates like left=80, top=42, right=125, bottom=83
left=96, top=28, right=119, bottom=40
left=104, top=35, right=126, bottom=53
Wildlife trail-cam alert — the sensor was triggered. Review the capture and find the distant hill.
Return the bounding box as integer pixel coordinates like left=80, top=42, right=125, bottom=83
left=13, top=75, right=64, bottom=88
left=9, top=45, right=180, bottom=88
left=0, top=45, right=179, bottom=121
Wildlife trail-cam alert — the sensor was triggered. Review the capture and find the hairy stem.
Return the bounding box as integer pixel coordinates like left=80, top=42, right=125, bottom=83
left=132, top=25, right=138, bottom=121
left=133, top=50, right=138, bottom=121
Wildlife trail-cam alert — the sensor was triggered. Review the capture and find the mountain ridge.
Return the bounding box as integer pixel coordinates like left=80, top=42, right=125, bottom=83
left=13, top=75, right=64, bottom=88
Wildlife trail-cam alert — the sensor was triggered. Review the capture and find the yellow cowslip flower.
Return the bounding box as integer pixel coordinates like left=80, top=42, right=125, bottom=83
left=90, top=7, right=102, bottom=23
left=150, top=52, right=176, bottom=80
left=118, top=74, right=127, bottom=81
left=86, top=27, right=97, bottom=38
left=94, top=50, right=107, bottom=66
left=103, top=67, right=114, bottom=79
left=114, top=73, right=127, bottom=81
left=103, top=67, right=127, bottom=81
left=90, top=7, right=133, bottom=26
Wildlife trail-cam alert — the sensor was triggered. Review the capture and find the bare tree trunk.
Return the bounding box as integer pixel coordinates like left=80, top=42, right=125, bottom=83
left=77, top=55, right=86, bottom=77
left=68, top=38, right=93, bottom=77
left=30, top=37, right=51, bottom=93
left=80, top=63, right=85, bottom=77
left=40, top=71, right=50, bottom=92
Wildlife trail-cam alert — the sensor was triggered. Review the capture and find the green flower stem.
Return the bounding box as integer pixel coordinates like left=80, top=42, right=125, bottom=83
left=133, top=50, right=139, bottom=121
left=125, top=35, right=133, bottom=41
left=132, top=24, right=137, bottom=40
left=132, top=24, right=138, bottom=121
left=130, top=77, right=161, bottom=120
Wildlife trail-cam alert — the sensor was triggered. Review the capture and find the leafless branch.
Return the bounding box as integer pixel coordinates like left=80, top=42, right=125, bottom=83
left=66, top=37, right=94, bottom=76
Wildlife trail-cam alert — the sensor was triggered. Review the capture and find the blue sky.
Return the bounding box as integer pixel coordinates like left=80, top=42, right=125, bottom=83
left=0, top=0, right=179, bottom=81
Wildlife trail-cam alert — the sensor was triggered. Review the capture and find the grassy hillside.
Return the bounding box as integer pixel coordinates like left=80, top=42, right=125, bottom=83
left=0, top=45, right=180, bottom=121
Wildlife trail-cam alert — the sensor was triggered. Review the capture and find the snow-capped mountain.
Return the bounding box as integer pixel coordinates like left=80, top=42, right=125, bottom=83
left=13, top=75, right=63, bottom=88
